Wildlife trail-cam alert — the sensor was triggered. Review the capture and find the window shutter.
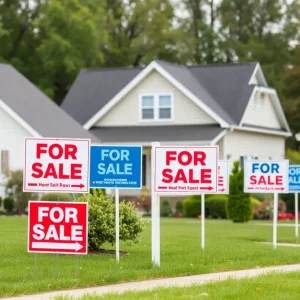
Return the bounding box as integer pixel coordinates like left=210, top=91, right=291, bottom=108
left=1, top=150, right=9, bottom=174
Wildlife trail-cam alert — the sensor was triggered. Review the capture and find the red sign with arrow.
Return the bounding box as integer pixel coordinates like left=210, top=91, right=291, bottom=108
left=23, top=138, right=90, bottom=193
left=154, top=146, right=218, bottom=194
left=28, top=201, right=88, bottom=255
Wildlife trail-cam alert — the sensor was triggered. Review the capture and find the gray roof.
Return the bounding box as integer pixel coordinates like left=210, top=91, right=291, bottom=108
left=61, top=61, right=258, bottom=126
left=89, top=125, right=224, bottom=143
left=0, top=64, right=99, bottom=143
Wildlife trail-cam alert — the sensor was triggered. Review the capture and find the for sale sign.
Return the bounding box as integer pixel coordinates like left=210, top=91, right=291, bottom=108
left=28, top=201, right=88, bottom=254
left=217, top=160, right=229, bottom=194
left=244, top=160, right=289, bottom=193
left=154, top=146, right=218, bottom=194
left=23, top=138, right=90, bottom=193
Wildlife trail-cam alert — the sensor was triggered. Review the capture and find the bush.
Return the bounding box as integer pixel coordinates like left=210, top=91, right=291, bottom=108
left=5, top=169, right=36, bottom=212
left=175, top=200, right=183, bottom=213
left=78, top=189, right=144, bottom=251
left=41, top=193, right=72, bottom=202
left=183, top=195, right=201, bottom=217
left=0, top=196, right=2, bottom=207
left=205, top=195, right=227, bottom=218
left=253, top=199, right=287, bottom=220
left=4, top=197, right=14, bottom=212
left=161, top=200, right=172, bottom=217
left=226, top=161, right=252, bottom=222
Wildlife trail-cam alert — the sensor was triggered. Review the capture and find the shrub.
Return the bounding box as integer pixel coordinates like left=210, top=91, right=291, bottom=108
left=175, top=200, right=183, bottom=213
left=253, top=199, right=287, bottom=220
left=41, top=193, right=72, bottom=202
left=183, top=195, right=201, bottom=217
left=161, top=200, right=172, bottom=217
left=77, top=189, right=144, bottom=251
left=5, top=169, right=36, bottom=212
left=226, top=161, right=252, bottom=222
left=205, top=195, right=227, bottom=218
left=4, top=197, right=14, bottom=212
left=0, top=196, right=2, bottom=207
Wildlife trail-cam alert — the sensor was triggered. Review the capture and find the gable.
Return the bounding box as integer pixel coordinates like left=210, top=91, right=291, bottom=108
left=96, top=70, right=217, bottom=126
left=242, top=91, right=282, bottom=129
left=0, top=64, right=99, bottom=143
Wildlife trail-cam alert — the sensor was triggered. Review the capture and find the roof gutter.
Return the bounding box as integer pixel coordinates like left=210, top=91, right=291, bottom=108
left=230, top=125, right=292, bottom=137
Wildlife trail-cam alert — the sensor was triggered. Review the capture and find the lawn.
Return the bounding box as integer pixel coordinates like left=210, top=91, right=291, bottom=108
left=54, top=271, right=300, bottom=300
left=1, top=217, right=300, bottom=298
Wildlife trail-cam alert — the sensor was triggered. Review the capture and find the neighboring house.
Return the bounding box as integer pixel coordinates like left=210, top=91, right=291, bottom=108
left=0, top=63, right=100, bottom=197
left=61, top=60, right=291, bottom=197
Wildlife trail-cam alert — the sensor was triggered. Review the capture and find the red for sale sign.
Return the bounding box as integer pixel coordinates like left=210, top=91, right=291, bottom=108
left=23, top=138, right=90, bottom=193
left=28, top=201, right=88, bottom=255
left=154, top=146, right=218, bottom=194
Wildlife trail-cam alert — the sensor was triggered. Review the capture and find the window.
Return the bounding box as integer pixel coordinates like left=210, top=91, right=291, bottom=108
left=140, top=93, right=173, bottom=121
left=1, top=150, right=9, bottom=174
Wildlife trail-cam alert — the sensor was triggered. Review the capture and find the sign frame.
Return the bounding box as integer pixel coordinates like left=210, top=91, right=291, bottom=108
left=153, top=145, right=219, bottom=195
left=243, top=159, right=289, bottom=193
left=23, top=137, right=90, bottom=193
left=89, top=145, right=143, bottom=189
left=28, top=201, right=88, bottom=255
left=288, top=165, right=300, bottom=192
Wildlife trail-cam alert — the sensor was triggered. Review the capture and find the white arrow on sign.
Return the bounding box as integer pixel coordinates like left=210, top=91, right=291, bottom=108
left=32, top=242, right=83, bottom=251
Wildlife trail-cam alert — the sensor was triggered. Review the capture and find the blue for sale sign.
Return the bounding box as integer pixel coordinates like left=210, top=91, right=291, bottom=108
left=90, top=146, right=142, bottom=189
left=289, top=165, right=300, bottom=192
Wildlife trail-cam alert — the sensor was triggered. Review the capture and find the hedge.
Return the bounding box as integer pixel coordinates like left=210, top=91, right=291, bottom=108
left=183, top=194, right=261, bottom=218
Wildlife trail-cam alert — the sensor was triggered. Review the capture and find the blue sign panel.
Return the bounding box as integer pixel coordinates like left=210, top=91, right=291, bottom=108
left=289, top=165, right=300, bottom=192
left=90, top=146, right=142, bottom=189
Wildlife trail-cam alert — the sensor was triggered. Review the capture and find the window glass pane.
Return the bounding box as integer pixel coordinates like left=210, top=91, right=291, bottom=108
left=159, top=95, right=171, bottom=107
left=142, top=96, right=154, bottom=107
left=142, top=108, right=154, bottom=119
left=159, top=108, right=171, bottom=119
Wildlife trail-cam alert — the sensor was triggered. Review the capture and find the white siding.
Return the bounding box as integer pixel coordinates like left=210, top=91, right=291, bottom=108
left=242, top=93, right=282, bottom=129
left=224, top=130, right=285, bottom=167
left=0, top=107, right=32, bottom=196
left=97, top=70, right=217, bottom=126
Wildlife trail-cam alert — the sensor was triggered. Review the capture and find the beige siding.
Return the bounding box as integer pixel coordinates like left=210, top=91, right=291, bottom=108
left=224, top=130, right=285, bottom=166
left=217, top=138, right=224, bottom=160
left=242, top=93, right=281, bottom=129
left=97, top=70, right=217, bottom=126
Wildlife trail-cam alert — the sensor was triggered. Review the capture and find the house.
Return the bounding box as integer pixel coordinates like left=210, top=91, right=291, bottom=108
left=61, top=60, right=291, bottom=198
left=0, top=63, right=100, bottom=197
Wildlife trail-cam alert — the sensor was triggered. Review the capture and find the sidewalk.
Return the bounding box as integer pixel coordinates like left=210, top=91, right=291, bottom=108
left=4, top=264, right=300, bottom=300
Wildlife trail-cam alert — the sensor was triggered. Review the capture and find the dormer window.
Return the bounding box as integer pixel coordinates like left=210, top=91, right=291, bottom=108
left=140, top=93, right=173, bottom=121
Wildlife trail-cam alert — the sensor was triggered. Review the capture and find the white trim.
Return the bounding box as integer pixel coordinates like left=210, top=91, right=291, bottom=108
left=239, top=86, right=291, bottom=133
left=210, top=129, right=227, bottom=145
left=99, top=140, right=212, bottom=146
left=231, top=125, right=292, bottom=137
left=139, top=92, right=174, bottom=122
left=248, top=63, right=268, bottom=86
left=83, top=61, right=229, bottom=130
left=0, top=98, right=41, bottom=137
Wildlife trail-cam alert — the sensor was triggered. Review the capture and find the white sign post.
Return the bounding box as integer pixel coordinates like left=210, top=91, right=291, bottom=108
left=23, top=138, right=90, bottom=193
left=244, top=160, right=289, bottom=249
left=201, top=160, right=229, bottom=250
left=152, top=144, right=218, bottom=266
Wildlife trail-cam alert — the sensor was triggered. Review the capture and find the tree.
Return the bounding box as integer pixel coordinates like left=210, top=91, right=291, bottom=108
left=226, top=161, right=252, bottom=222
left=104, top=0, right=180, bottom=67
left=34, top=0, right=106, bottom=103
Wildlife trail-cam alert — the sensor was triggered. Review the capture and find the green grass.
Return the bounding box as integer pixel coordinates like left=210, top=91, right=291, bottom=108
left=2, top=217, right=300, bottom=297
left=54, top=271, right=300, bottom=300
